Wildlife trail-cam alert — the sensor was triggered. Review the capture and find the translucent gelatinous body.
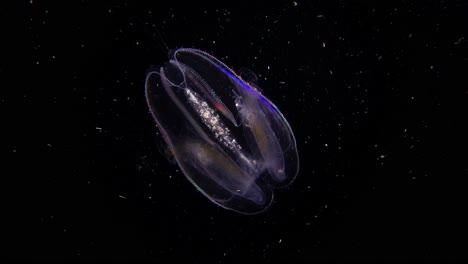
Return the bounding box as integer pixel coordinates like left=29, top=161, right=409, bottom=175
left=145, top=48, right=299, bottom=214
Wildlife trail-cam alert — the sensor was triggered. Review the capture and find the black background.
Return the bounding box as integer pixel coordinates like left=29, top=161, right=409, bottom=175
left=11, top=0, right=467, bottom=261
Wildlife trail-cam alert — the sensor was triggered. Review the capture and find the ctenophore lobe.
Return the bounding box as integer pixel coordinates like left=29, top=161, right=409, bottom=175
left=145, top=48, right=299, bottom=214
